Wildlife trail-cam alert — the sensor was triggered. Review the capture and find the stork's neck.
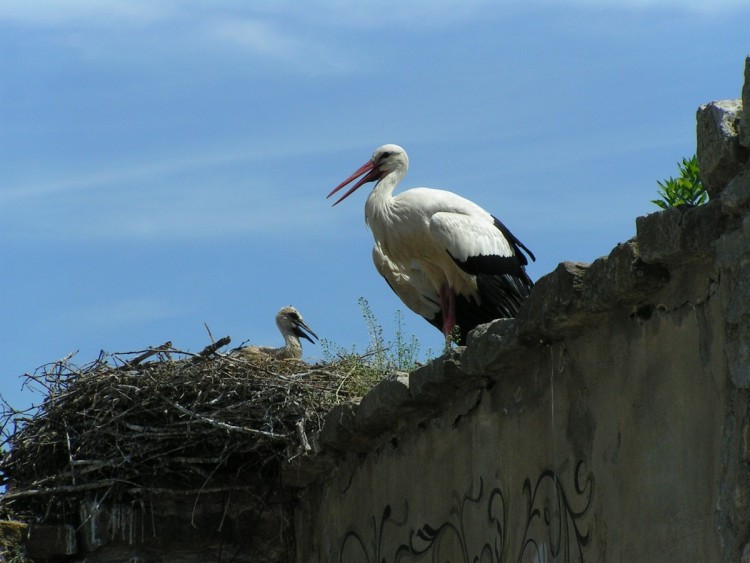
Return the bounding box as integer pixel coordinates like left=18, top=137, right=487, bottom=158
left=282, top=332, right=302, bottom=355
left=365, top=168, right=403, bottom=219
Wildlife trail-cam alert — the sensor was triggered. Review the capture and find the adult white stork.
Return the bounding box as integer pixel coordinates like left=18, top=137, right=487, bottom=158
left=233, top=306, right=318, bottom=360
left=327, top=144, right=535, bottom=345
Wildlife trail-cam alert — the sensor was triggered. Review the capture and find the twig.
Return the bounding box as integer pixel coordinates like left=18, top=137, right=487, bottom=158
left=1, top=479, right=129, bottom=500
left=295, top=418, right=311, bottom=453
left=127, top=484, right=268, bottom=496
left=335, top=366, right=358, bottom=400
left=192, top=336, right=231, bottom=362
left=121, top=341, right=172, bottom=369
left=157, top=394, right=286, bottom=440
left=204, top=323, right=215, bottom=344
left=64, top=422, right=76, bottom=485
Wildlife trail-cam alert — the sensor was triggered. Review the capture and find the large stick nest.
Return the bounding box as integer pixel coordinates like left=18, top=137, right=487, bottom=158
left=0, top=338, right=368, bottom=522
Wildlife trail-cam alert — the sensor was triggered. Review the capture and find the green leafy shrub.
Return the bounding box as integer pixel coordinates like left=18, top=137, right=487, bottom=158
left=652, top=155, right=708, bottom=209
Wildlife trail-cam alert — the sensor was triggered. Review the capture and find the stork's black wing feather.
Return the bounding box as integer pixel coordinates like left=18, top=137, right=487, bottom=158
left=492, top=216, right=536, bottom=264
left=447, top=217, right=535, bottom=344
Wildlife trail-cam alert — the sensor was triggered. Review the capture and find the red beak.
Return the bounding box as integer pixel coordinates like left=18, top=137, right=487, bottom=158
left=327, top=160, right=382, bottom=206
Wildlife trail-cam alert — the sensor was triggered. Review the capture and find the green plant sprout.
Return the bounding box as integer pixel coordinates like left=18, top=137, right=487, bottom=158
left=652, top=155, right=708, bottom=209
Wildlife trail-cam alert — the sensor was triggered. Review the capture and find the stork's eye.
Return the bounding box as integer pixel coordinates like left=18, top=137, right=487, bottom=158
left=380, top=151, right=393, bottom=160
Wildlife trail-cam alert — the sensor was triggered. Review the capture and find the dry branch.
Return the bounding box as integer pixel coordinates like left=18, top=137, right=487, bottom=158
left=194, top=336, right=231, bottom=361
left=122, top=341, right=172, bottom=368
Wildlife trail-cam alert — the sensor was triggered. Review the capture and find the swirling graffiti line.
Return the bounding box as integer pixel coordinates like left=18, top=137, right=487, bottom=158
left=339, top=503, right=406, bottom=563
left=518, top=460, right=594, bottom=563
left=337, top=461, right=593, bottom=563
left=394, top=477, right=507, bottom=563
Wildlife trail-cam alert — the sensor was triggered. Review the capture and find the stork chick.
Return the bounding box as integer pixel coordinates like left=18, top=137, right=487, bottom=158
left=234, top=306, right=318, bottom=360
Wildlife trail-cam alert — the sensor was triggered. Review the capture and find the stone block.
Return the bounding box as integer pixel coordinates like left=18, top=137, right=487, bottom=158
left=516, top=261, right=598, bottom=343
left=740, top=56, right=750, bottom=149
left=716, top=228, right=747, bottom=273
left=317, top=354, right=483, bottom=453
left=407, top=358, right=445, bottom=400
left=635, top=199, right=726, bottom=265
left=696, top=99, right=748, bottom=196
left=408, top=351, right=478, bottom=404
left=636, top=207, right=682, bottom=263
left=721, top=168, right=750, bottom=215
left=581, top=240, right=669, bottom=312
left=26, top=524, right=77, bottom=558
left=355, top=376, right=411, bottom=434
left=318, top=403, right=362, bottom=451
left=462, top=318, right=524, bottom=376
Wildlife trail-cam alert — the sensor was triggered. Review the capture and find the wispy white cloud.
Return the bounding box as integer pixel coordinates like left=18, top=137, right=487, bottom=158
left=1, top=137, right=347, bottom=205
left=0, top=151, right=352, bottom=243
left=1, top=0, right=747, bottom=32
left=60, top=192, right=339, bottom=242
left=1, top=200, right=314, bottom=242
left=205, top=17, right=356, bottom=74
left=3, top=0, right=743, bottom=80
left=0, top=2, right=356, bottom=74
left=209, top=19, right=300, bottom=58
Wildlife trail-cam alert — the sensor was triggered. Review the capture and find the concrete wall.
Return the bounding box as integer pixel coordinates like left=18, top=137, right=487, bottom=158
left=292, top=57, right=750, bottom=562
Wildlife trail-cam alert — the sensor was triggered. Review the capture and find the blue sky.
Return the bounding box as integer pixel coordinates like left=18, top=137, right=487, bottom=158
left=1, top=1, right=748, bottom=412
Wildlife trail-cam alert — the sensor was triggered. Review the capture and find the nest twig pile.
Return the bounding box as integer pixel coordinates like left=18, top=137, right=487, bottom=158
left=0, top=337, right=366, bottom=523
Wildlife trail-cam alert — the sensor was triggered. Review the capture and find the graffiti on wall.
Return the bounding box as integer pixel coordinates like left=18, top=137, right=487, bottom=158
left=339, top=460, right=593, bottom=563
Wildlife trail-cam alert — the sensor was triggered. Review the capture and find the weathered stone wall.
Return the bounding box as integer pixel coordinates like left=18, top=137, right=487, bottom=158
left=292, top=56, right=750, bottom=563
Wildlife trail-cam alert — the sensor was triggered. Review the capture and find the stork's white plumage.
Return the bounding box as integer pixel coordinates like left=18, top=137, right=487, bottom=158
left=372, top=243, right=442, bottom=322
left=233, top=306, right=318, bottom=360
left=328, top=144, right=535, bottom=345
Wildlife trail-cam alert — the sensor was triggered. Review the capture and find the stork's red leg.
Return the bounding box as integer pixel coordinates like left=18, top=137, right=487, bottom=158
left=439, top=285, right=457, bottom=341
